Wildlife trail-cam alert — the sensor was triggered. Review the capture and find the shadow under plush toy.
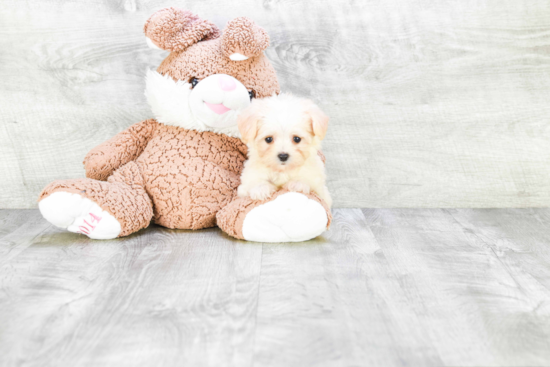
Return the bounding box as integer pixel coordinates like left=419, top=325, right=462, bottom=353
left=38, top=7, right=331, bottom=242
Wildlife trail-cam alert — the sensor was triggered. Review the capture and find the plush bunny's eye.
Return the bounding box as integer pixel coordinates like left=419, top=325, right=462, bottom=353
left=248, top=90, right=256, bottom=101
left=265, top=137, right=273, bottom=143
left=190, top=77, right=199, bottom=88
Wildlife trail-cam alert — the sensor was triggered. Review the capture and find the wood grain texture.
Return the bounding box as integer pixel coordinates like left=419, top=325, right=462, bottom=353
left=1, top=208, right=550, bottom=366
left=1, top=0, right=550, bottom=208
left=0, top=210, right=263, bottom=367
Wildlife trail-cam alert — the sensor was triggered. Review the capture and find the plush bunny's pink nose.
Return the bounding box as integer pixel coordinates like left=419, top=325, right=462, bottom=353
left=218, top=75, right=236, bottom=91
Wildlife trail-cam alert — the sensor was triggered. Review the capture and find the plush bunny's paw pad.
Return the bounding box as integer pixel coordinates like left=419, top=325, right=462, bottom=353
left=242, top=192, right=328, bottom=242
left=39, top=192, right=121, bottom=240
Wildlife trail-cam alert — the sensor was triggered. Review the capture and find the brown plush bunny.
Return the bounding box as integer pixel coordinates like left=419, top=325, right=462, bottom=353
left=38, top=7, right=331, bottom=242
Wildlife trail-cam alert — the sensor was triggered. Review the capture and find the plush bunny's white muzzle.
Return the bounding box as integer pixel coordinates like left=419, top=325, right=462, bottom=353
left=144, top=70, right=250, bottom=138
left=189, top=74, right=251, bottom=129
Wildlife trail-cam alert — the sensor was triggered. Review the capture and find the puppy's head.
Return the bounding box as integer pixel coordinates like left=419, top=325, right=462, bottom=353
left=238, top=94, right=329, bottom=172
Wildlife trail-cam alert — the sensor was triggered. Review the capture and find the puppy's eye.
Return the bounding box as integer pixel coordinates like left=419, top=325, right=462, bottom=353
left=293, top=136, right=301, bottom=143
left=265, top=137, right=273, bottom=143
left=248, top=90, right=256, bottom=101
left=190, top=77, right=199, bottom=89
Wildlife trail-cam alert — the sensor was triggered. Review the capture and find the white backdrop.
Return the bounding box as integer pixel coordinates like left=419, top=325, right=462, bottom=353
left=1, top=0, right=549, bottom=208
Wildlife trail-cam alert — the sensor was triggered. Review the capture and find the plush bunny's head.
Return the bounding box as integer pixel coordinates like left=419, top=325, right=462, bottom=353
left=144, top=8, right=280, bottom=137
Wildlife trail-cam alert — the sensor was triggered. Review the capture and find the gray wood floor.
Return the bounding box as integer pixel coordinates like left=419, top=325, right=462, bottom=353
left=1, top=209, right=550, bottom=367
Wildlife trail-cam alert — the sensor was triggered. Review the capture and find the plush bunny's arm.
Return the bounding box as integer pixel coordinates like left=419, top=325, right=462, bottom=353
left=84, top=119, right=159, bottom=181
left=317, top=150, right=326, bottom=164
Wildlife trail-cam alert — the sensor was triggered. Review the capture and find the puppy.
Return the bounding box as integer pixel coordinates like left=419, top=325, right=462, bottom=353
left=237, top=93, right=332, bottom=207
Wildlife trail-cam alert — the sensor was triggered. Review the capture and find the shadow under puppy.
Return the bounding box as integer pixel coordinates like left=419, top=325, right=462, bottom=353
left=237, top=93, right=332, bottom=207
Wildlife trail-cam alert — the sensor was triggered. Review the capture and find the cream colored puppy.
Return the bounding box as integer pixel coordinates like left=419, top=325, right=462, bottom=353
left=237, top=93, right=332, bottom=207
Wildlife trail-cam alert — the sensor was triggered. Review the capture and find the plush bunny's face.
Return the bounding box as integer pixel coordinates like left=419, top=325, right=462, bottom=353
left=189, top=74, right=252, bottom=129
left=144, top=9, right=280, bottom=138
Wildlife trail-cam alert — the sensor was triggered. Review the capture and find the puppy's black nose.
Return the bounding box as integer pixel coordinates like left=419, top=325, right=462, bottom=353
left=278, top=153, right=289, bottom=162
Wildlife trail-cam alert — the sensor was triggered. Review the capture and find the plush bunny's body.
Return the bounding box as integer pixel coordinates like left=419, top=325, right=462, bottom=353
left=38, top=8, right=331, bottom=242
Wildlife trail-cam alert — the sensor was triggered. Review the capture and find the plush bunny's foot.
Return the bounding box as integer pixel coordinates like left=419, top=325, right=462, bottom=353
left=39, top=162, right=153, bottom=238
left=243, top=192, right=328, bottom=242
left=217, top=190, right=331, bottom=242
left=39, top=192, right=121, bottom=240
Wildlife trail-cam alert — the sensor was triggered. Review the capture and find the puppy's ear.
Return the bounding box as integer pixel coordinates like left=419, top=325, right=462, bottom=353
left=238, top=102, right=262, bottom=144
left=303, top=100, right=329, bottom=140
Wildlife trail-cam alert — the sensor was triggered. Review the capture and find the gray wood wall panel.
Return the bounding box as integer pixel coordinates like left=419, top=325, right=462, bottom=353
left=1, top=0, right=550, bottom=208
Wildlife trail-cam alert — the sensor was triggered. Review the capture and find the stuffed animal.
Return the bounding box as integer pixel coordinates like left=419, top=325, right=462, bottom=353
left=38, top=7, right=331, bottom=242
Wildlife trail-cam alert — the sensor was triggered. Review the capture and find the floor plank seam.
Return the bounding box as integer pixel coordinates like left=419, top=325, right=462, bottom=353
left=250, top=241, right=264, bottom=367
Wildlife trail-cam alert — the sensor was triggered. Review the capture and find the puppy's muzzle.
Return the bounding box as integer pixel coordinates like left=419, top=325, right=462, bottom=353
left=278, top=153, right=289, bottom=162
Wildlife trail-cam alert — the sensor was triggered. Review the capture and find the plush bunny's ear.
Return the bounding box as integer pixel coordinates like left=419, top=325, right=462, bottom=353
left=144, top=8, right=221, bottom=52
left=221, top=17, right=269, bottom=61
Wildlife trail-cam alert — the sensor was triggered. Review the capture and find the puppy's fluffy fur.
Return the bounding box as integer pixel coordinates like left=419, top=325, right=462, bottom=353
left=237, top=93, right=332, bottom=207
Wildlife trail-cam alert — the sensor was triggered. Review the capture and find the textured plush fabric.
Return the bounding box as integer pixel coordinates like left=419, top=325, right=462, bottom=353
left=217, top=189, right=333, bottom=240
left=144, top=7, right=221, bottom=52
left=317, top=150, right=326, bottom=164
left=84, top=119, right=159, bottom=181
left=135, top=125, right=248, bottom=229
left=221, top=17, right=269, bottom=59
left=38, top=7, right=331, bottom=240
left=154, top=14, right=279, bottom=99
left=42, top=116, right=330, bottom=238
left=40, top=162, right=153, bottom=237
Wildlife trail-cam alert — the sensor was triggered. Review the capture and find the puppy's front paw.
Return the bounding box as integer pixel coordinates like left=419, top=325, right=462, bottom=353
left=249, top=183, right=276, bottom=201
left=237, top=184, right=249, bottom=198
left=284, top=181, right=311, bottom=195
